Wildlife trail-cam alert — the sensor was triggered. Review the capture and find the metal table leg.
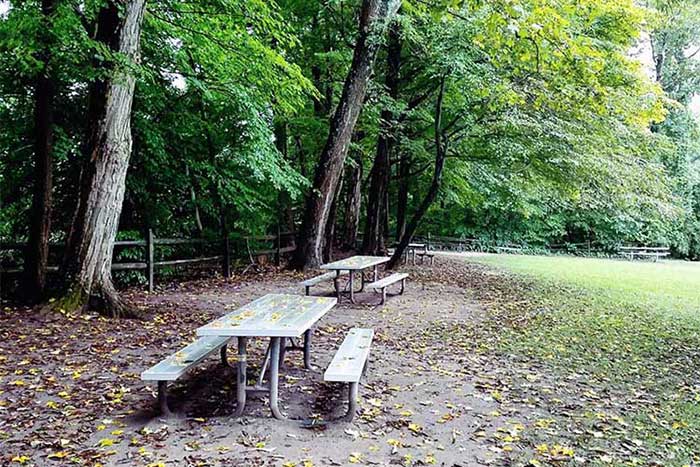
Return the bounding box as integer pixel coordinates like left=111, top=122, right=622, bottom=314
left=269, top=337, right=285, bottom=419
left=349, top=271, right=355, bottom=303
left=234, top=337, right=247, bottom=416
left=334, top=270, right=341, bottom=300
left=303, top=329, right=313, bottom=370
left=373, top=264, right=378, bottom=282
left=278, top=337, right=287, bottom=367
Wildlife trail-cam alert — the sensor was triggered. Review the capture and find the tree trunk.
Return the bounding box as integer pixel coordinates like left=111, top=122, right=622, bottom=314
left=396, top=148, right=409, bottom=241
left=388, top=77, right=447, bottom=269
left=60, top=0, right=147, bottom=317
left=323, top=175, right=343, bottom=263
left=23, top=0, right=57, bottom=301
left=363, top=22, right=401, bottom=255
left=275, top=121, right=296, bottom=247
left=292, top=0, right=401, bottom=269
left=343, top=157, right=363, bottom=249
left=185, top=165, right=204, bottom=235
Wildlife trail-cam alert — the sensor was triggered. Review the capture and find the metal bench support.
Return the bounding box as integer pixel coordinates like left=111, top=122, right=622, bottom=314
left=345, top=382, right=359, bottom=421
left=158, top=381, right=172, bottom=417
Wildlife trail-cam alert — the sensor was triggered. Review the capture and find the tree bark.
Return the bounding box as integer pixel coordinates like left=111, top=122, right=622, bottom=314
left=185, top=165, right=204, bottom=235
left=323, top=175, right=343, bottom=263
left=23, top=0, right=57, bottom=302
left=363, top=22, right=401, bottom=255
left=343, top=157, right=363, bottom=249
left=292, top=0, right=400, bottom=269
left=388, top=77, right=447, bottom=269
left=396, top=148, right=410, bottom=241
left=60, top=0, right=147, bottom=317
left=275, top=121, right=296, bottom=247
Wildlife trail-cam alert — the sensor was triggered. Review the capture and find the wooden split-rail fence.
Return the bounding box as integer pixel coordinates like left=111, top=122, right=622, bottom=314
left=0, top=230, right=296, bottom=293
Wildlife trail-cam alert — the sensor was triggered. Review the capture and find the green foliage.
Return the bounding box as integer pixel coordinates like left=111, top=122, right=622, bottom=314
left=0, top=0, right=698, bottom=271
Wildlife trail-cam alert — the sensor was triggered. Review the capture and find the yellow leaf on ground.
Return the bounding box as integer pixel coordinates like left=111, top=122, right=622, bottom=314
left=11, top=455, right=30, bottom=464
left=97, top=438, right=115, bottom=447
left=408, top=423, right=422, bottom=434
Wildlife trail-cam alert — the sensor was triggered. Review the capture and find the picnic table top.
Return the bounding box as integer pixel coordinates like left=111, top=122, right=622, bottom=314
left=320, top=255, right=390, bottom=271
left=408, top=243, right=425, bottom=248
left=196, top=293, right=337, bottom=337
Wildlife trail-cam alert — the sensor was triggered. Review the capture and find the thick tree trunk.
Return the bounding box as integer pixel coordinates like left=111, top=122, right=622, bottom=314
left=388, top=77, right=447, bottom=269
left=363, top=22, right=401, bottom=255
left=292, top=0, right=401, bottom=270
left=23, top=0, right=57, bottom=301
left=60, top=0, right=146, bottom=317
left=343, top=158, right=362, bottom=249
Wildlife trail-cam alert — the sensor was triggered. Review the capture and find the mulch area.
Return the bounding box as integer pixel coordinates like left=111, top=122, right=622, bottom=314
left=0, top=255, right=601, bottom=466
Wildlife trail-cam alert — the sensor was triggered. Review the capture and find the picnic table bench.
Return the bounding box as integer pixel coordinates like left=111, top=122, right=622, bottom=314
left=324, top=328, right=374, bottom=421
left=619, top=246, right=670, bottom=261
left=141, top=335, right=231, bottom=416
left=300, top=270, right=348, bottom=296
left=366, top=273, right=408, bottom=305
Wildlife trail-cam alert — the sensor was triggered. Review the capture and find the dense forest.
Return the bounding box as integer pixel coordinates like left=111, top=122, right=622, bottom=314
left=0, top=0, right=699, bottom=313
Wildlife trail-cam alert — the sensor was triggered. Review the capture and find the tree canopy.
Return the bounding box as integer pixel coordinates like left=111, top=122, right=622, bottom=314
left=0, top=0, right=699, bottom=304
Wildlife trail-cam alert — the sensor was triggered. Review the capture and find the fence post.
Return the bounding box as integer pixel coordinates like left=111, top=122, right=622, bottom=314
left=146, top=229, right=154, bottom=293
left=427, top=232, right=431, bottom=251
left=222, top=232, right=231, bottom=278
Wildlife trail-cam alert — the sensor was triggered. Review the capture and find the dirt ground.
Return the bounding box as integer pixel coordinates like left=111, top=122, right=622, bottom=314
left=0, top=255, right=547, bottom=467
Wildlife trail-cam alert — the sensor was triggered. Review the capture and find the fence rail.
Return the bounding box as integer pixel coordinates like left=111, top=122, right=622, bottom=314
left=0, top=229, right=297, bottom=293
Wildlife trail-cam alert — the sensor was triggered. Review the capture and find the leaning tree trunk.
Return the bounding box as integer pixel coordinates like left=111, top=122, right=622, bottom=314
left=23, top=0, right=57, bottom=301
left=292, top=0, right=401, bottom=270
left=388, top=77, right=447, bottom=269
left=59, top=0, right=147, bottom=317
left=363, top=22, right=401, bottom=255
left=343, top=157, right=363, bottom=249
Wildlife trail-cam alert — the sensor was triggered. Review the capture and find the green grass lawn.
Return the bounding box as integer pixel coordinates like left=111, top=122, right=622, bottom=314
left=468, top=254, right=700, bottom=465
left=474, top=254, right=700, bottom=318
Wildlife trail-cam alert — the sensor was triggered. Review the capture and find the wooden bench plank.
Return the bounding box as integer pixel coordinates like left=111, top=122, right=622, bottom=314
left=324, top=328, right=374, bottom=383
left=366, top=273, right=409, bottom=290
left=141, top=335, right=231, bottom=381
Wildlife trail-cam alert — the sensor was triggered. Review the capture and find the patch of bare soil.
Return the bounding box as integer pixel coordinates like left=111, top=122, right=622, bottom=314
left=0, top=256, right=548, bottom=467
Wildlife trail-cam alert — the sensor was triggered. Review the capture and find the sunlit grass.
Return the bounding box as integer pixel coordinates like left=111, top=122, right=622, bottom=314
left=467, top=254, right=700, bottom=465
left=473, top=254, right=700, bottom=322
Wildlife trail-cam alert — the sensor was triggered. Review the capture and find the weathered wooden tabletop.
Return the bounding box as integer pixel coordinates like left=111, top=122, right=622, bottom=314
left=196, top=293, right=337, bottom=337
left=320, top=255, right=389, bottom=271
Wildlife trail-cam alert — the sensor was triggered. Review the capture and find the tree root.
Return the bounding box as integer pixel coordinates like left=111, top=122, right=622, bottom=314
left=43, top=279, right=144, bottom=319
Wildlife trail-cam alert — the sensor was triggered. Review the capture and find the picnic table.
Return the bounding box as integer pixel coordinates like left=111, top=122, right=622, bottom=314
left=406, top=243, right=425, bottom=265
left=197, top=293, right=337, bottom=419
left=320, top=255, right=389, bottom=303
left=619, top=246, right=670, bottom=261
